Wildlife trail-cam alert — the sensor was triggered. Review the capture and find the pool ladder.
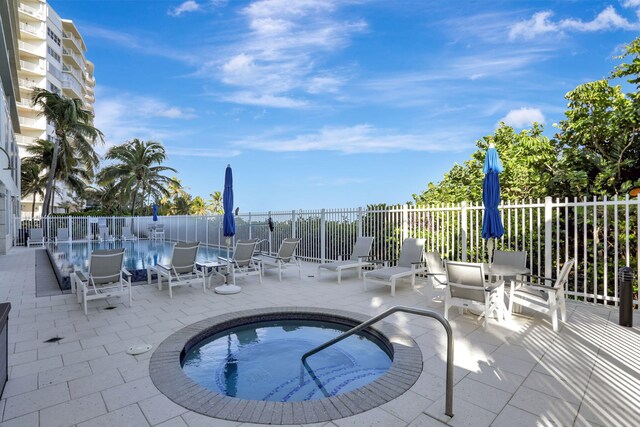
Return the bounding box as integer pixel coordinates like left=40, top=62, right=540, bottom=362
left=301, top=305, right=454, bottom=417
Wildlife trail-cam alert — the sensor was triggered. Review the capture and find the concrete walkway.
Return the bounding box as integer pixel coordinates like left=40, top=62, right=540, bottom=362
left=0, top=247, right=638, bottom=426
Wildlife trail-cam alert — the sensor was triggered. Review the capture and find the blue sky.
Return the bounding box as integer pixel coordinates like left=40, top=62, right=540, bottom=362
left=52, top=0, right=640, bottom=211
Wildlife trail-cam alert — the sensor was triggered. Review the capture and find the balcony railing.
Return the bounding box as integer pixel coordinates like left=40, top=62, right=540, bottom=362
left=62, top=32, right=83, bottom=52
left=18, top=78, right=37, bottom=89
left=61, top=75, right=82, bottom=96
left=18, top=116, right=43, bottom=128
left=18, top=40, right=41, bottom=55
left=19, top=22, right=44, bottom=37
left=62, top=64, right=83, bottom=83
left=18, top=2, right=44, bottom=19
left=20, top=60, right=45, bottom=74
left=62, top=47, right=84, bottom=68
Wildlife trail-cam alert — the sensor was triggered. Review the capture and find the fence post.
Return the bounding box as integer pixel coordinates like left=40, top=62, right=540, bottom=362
left=357, top=207, right=363, bottom=237
left=544, top=196, right=553, bottom=285
left=461, top=202, right=468, bottom=262
left=320, top=209, right=326, bottom=263
left=248, top=212, right=252, bottom=240
left=291, top=210, right=296, bottom=238
left=402, top=204, right=409, bottom=240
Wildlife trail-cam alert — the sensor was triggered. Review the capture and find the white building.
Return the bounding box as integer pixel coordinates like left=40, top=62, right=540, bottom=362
left=0, top=0, right=23, bottom=254
left=16, top=0, right=95, bottom=216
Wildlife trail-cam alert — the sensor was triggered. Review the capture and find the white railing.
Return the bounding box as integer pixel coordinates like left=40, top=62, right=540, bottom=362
left=61, top=75, right=82, bottom=96
left=18, top=116, right=42, bottom=128
left=18, top=2, right=44, bottom=18
left=20, top=60, right=45, bottom=73
left=15, top=196, right=639, bottom=305
left=18, top=40, right=41, bottom=54
left=18, top=78, right=37, bottom=89
left=62, top=32, right=83, bottom=52
left=62, top=47, right=84, bottom=68
left=19, top=22, right=44, bottom=37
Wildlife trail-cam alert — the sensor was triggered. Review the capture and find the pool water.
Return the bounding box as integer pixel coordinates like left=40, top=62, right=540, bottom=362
left=181, top=320, right=392, bottom=402
left=47, top=240, right=227, bottom=284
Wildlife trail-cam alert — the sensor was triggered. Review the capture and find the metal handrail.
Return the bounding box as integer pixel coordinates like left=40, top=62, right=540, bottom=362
left=301, top=305, right=454, bottom=417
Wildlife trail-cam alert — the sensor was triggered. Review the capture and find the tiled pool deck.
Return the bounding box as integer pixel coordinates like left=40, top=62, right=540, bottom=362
left=0, top=247, right=639, bottom=427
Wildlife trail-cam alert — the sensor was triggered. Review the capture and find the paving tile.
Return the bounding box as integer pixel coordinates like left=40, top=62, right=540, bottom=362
left=424, top=395, right=496, bottom=427
left=3, top=382, right=70, bottom=420
left=0, top=412, right=38, bottom=427
left=37, top=341, right=82, bottom=360
left=139, top=394, right=187, bottom=425
left=406, top=413, right=448, bottom=427
left=62, top=346, right=108, bottom=365
left=491, top=404, right=541, bottom=427
left=77, top=403, right=150, bottom=427
left=181, top=410, right=242, bottom=426
left=38, top=361, right=93, bottom=387
left=9, top=356, right=62, bottom=378
left=333, top=406, right=405, bottom=427
left=453, top=378, right=511, bottom=414
left=68, top=370, right=125, bottom=399
left=465, top=365, right=525, bottom=394
left=39, top=392, right=107, bottom=427
left=378, top=390, right=433, bottom=423
left=521, top=370, right=584, bottom=406
left=509, top=386, right=579, bottom=427
left=101, top=377, right=160, bottom=411
left=1, top=374, right=38, bottom=398
left=156, top=416, right=189, bottom=427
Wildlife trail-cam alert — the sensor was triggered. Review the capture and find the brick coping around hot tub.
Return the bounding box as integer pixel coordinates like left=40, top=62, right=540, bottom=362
left=149, top=306, right=423, bottom=424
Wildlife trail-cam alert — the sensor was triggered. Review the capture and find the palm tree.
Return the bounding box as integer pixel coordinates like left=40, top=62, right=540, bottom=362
left=21, top=162, right=46, bottom=219
left=31, top=89, right=103, bottom=216
left=98, top=139, right=178, bottom=216
left=207, top=191, right=223, bottom=214
left=190, top=196, right=207, bottom=215
left=23, top=139, right=92, bottom=214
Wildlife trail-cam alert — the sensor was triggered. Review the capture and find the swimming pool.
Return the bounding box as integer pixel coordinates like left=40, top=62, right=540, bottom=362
left=46, top=240, right=228, bottom=289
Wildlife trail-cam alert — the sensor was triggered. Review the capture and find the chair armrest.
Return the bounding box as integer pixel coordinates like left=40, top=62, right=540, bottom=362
left=514, top=283, right=559, bottom=292
left=75, top=271, right=88, bottom=283
left=121, top=268, right=132, bottom=277
left=519, top=273, right=557, bottom=282
left=450, top=280, right=504, bottom=292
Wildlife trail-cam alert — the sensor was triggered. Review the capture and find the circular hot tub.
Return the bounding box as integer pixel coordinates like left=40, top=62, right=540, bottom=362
left=150, top=307, right=422, bottom=424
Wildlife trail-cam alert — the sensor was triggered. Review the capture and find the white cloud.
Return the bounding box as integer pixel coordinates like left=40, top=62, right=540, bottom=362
left=165, top=147, right=241, bottom=158
left=231, top=124, right=473, bottom=154
left=509, top=6, right=639, bottom=40
left=93, top=88, right=197, bottom=149
left=499, top=108, right=545, bottom=128
left=204, top=0, right=366, bottom=108
left=168, top=1, right=201, bottom=17
left=622, top=0, right=640, bottom=8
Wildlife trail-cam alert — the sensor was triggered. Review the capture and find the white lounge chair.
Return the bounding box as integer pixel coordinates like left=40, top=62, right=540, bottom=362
left=317, top=237, right=374, bottom=283
left=150, top=224, right=165, bottom=240
left=219, top=239, right=262, bottom=285
left=147, top=242, right=205, bottom=299
left=98, top=227, right=115, bottom=242
left=492, top=250, right=528, bottom=281
left=444, top=261, right=505, bottom=331
left=425, top=252, right=447, bottom=302
left=121, top=226, right=138, bottom=241
left=73, top=248, right=132, bottom=315
left=55, top=228, right=71, bottom=244
left=509, top=259, right=575, bottom=332
left=27, top=228, right=45, bottom=247
left=253, top=238, right=301, bottom=281
left=363, top=238, right=426, bottom=296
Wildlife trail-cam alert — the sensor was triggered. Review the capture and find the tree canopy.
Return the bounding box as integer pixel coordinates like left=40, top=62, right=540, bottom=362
left=414, top=36, right=640, bottom=205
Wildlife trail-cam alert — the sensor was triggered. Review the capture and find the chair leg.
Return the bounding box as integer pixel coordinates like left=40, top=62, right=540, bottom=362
left=147, top=268, right=151, bottom=285
left=169, top=279, right=173, bottom=299
left=391, top=279, right=396, bottom=297
left=484, top=299, right=490, bottom=330
left=128, top=280, right=132, bottom=307
left=549, top=293, right=559, bottom=331
left=559, top=291, right=567, bottom=322
left=278, top=265, right=282, bottom=281
left=317, top=266, right=321, bottom=279
left=338, top=269, right=342, bottom=284
left=83, top=287, right=88, bottom=315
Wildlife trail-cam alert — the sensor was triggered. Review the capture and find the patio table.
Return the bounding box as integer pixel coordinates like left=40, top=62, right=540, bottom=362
left=483, top=263, right=530, bottom=318
left=196, top=260, right=228, bottom=288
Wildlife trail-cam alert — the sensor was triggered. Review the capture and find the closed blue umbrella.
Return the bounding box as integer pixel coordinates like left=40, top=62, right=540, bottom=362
left=152, top=204, right=158, bottom=222
left=217, top=164, right=240, bottom=294
left=482, top=143, right=504, bottom=263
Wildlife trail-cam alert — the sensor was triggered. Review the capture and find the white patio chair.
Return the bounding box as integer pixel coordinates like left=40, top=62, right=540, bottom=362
left=363, top=238, right=426, bottom=296
left=147, top=242, right=205, bottom=299
left=509, top=259, right=575, bottom=332
left=55, top=228, right=71, bottom=244
left=121, top=226, right=138, bottom=241
left=27, top=228, right=45, bottom=247
left=425, top=251, right=447, bottom=301
left=444, top=261, right=505, bottom=331
left=98, top=227, right=115, bottom=242
left=492, top=250, right=528, bottom=281
left=253, top=238, right=301, bottom=281
left=151, top=224, right=165, bottom=240
left=219, top=239, right=262, bottom=285
left=73, top=248, right=132, bottom=315
left=317, top=237, right=375, bottom=283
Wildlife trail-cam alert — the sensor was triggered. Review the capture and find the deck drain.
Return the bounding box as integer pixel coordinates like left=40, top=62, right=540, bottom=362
left=103, top=306, right=117, bottom=310
left=127, top=344, right=152, bottom=355
left=43, top=337, right=63, bottom=343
